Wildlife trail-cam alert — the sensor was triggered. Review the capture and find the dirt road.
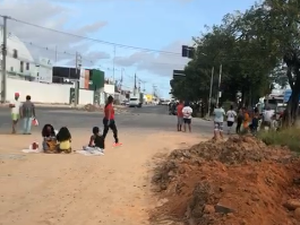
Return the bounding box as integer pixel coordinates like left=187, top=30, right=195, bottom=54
left=0, top=129, right=204, bottom=225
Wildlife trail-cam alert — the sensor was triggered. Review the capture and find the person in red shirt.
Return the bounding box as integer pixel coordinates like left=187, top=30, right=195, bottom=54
left=176, top=100, right=184, bottom=131
left=103, top=96, right=121, bottom=146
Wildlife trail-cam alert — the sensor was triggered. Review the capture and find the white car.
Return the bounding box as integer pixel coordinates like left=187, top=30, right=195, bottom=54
left=129, top=97, right=141, bottom=107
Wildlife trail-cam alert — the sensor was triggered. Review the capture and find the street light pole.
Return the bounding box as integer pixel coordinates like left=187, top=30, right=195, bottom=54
left=216, top=63, right=222, bottom=107
left=207, top=66, right=214, bottom=118
left=1, top=16, right=8, bottom=103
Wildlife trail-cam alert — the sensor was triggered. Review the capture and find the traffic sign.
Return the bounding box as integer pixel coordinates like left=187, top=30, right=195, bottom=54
left=173, top=70, right=185, bottom=78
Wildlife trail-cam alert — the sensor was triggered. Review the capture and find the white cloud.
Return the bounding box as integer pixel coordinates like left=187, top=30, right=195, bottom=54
left=0, top=0, right=110, bottom=65
left=114, top=41, right=190, bottom=77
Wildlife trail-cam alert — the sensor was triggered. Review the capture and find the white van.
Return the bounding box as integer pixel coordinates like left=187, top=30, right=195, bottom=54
left=129, top=97, right=140, bottom=107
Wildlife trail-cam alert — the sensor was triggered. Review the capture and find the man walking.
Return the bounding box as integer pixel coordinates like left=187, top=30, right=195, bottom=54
left=21, top=95, right=36, bottom=135
left=9, top=92, right=21, bottom=134
left=213, top=103, right=226, bottom=140
left=176, top=100, right=184, bottom=131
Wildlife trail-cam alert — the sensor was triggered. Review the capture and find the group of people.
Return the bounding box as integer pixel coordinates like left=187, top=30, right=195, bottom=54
left=213, top=103, right=278, bottom=139
left=176, top=100, right=194, bottom=132
left=175, top=99, right=278, bottom=139
left=9, top=92, right=36, bottom=134
left=10, top=93, right=121, bottom=153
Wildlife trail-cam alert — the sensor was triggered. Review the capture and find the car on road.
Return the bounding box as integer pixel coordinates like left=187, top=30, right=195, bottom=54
left=129, top=97, right=142, bottom=108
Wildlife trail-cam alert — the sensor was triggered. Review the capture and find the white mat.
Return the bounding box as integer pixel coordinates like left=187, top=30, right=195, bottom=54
left=76, top=146, right=105, bottom=156
left=21, top=149, right=42, bottom=153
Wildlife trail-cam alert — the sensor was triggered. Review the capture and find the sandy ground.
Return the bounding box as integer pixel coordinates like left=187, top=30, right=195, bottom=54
left=0, top=129, right=205, bottom=225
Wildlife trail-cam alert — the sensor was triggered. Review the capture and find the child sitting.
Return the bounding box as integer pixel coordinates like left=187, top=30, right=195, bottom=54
left=89, top=126, right=105, bottom=149
left=41, top=124, right=57, bottom=153
left=82, top=127, right=105, bottom=155
left=56, top=127, right=72, bottom=153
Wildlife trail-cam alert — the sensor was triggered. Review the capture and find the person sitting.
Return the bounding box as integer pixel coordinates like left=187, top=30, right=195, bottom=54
left=41, top=124, right=57, bottom=153
left=89, top=126, right=105, bottom=149
left=82, top=127, right=105, bottom=155
left=56, top=127, right=72, bottom=153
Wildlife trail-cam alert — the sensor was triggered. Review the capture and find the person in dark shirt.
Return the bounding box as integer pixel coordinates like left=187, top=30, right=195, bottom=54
left=249, top=107, right=260, bottom=134
left=89, top=126, right=105, bottom=149
left=21, top=95, right=35, bottom=135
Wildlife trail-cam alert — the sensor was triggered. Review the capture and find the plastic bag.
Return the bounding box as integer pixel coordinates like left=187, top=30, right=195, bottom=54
left=32, top=118, right=39, bottom=126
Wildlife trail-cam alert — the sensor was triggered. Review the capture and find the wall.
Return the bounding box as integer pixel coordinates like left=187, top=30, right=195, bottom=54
left=35, top=57, right=53, bottom=83
left=6, top=78, right=94, bottom=105
left=78, top=89, right=94, bottom=105
left=7, top=78, right=72, bottom=103
left=104, top=84, right=115, bottom=95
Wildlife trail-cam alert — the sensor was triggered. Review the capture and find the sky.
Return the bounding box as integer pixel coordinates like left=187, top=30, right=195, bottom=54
left=0, top=0, right=257, bottom=98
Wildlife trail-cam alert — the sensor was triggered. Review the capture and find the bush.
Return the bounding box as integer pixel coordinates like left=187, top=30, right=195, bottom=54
left=257, top=128, right=300, bottom=152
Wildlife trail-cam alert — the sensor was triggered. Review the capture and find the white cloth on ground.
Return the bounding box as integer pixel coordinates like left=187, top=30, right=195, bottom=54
left=21, top=149, right=42, bottom=153
left=76, top=146, right=104, bottom=156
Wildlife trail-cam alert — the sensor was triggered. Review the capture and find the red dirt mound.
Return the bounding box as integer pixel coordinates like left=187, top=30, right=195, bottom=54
left=151, top=135, right=300, bottom=225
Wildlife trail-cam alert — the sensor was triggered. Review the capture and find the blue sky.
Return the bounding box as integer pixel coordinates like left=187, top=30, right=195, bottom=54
left=3, top=0, right=257, bottom=98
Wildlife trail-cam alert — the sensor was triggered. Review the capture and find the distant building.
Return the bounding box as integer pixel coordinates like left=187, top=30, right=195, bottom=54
left=0, top=27, right=53, bottom=82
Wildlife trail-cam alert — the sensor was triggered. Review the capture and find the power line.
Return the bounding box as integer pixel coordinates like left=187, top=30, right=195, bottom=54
left=8, top=37, right=188, bottom=67
left=6, top=15, right=182, bottom=55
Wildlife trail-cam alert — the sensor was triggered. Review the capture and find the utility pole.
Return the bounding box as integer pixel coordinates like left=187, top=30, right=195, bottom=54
left=133, top=73, right=137, bottom=95
left=74, top=52, right=82, bottom=107
left=1, top=16, right=8, bottom=103
left=54, top=45, right=58, bottom=63
left=112, top=45, right=116, bottom=82
left=207, top=66, right=214, bottom=118
left=138, top=80, right=141, bottom=93
left=120, top=68, right=123, bottom=92
left=216, top=64, right=222, bottom=107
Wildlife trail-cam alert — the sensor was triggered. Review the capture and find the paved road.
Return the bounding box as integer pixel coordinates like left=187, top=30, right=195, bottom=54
left=0, top=105, right=214, bottom=136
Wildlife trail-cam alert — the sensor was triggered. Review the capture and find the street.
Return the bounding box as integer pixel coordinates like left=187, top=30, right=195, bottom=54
left=0, top=105, right=214, bottom=136
left=0, top=105, right=211, bottom=225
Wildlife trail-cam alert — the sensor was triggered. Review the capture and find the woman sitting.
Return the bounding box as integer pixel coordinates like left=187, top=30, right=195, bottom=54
left=56, top=127, right=72, bottom=153
left=41, top=124, right=57, bottom=153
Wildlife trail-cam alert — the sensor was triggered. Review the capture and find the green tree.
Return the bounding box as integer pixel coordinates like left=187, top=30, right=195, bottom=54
left=235, top=0, right=300, bottom=126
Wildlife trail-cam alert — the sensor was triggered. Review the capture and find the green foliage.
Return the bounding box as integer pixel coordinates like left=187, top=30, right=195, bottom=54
left=171, top=0, right=300, bottom=115
left=257, top=128, right=300, bottom=152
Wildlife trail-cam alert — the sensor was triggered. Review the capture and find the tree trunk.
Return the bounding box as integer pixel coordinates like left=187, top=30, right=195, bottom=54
left=283, top=70, right=300, bottom=127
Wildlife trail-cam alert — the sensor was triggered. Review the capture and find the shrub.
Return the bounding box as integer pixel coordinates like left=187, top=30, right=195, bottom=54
left=257, top=128, right=300, bottom=152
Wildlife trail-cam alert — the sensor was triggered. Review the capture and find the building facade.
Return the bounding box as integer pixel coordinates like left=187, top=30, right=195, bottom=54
left=0, top=27, right=53, bottom=82
left=0, top=29, right=35, bottom=78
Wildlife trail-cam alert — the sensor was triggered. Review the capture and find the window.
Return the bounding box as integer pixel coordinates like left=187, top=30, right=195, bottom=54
left=20, top=61, right=24, bottom=73
left=26, top=62, right=30, bottom=70
left=10, top=67, right=13, bottom=71
left=13, top=49, right=18, bottom=58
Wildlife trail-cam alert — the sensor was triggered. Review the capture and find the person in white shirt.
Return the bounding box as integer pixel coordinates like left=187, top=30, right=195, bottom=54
left=9, top=92, right=21, bottom=134
left=262, top=107, right=274, bottom=129
left=226, top=105, right=237, bottom=134
left=182, top=101, right=193, bottom=132
left=213, top=103, right=226, bottom=140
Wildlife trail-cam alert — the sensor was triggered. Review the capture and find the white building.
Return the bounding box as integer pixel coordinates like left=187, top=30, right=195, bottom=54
left=0, top=27, right=53, bottom=82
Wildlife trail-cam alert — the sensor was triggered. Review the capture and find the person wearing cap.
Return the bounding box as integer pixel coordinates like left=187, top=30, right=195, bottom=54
left=9, top=92, right=21, bottom=133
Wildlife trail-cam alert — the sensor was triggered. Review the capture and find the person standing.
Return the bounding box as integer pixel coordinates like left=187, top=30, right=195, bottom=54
left=262, top=106, right=274, bottom=130
left=226, top=105, right=237, bottom=134
left=21, top=95, right=36, bottom=135
left=9, top=92, right=21, bottom=134
left=213, top=103, right=226, bottom=140
left=236, top=108, right=243, bottom=134
left=176, top=100, right=184, bottom=131
left=242, top=107, right=250, bottom=132
left=103, top=95, right=121, bottom=146
left=182, top=101, right=193, bottom=132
